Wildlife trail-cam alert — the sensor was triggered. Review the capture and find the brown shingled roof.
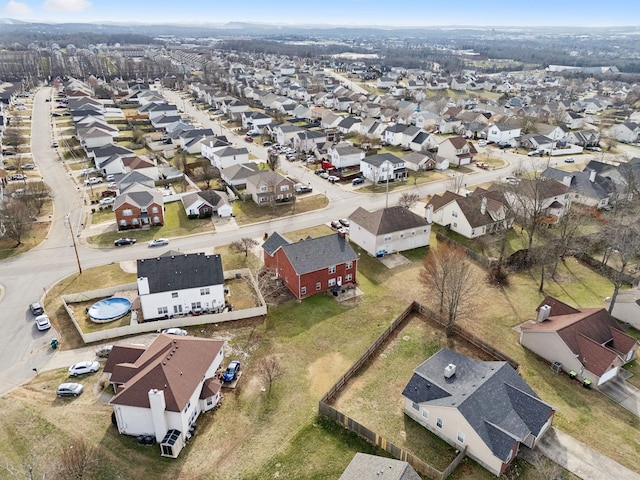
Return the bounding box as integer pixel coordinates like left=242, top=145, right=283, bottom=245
left=426, top=190, right=463, bottom=212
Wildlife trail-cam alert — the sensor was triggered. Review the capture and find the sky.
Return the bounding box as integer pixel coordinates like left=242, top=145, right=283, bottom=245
left=2, top=0, right=640, bottom=27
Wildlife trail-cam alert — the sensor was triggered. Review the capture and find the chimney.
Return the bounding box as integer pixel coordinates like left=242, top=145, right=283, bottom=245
left=537, top=304, right=552, bottom=322
left=562, top=175, right=573, bottom=187
left=589, top=169, right=597, bottom=182
left=480, top=196, right=487, bottom=215
left=444, top=363, right=457, bottom=378
left=425, top=203, right=433, bottom=224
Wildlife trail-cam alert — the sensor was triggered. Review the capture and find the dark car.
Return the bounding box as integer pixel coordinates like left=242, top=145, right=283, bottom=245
left=114, top=237, right=136, bottom=247
left=2, top=149, right=16, bottom=156
left=101, top=189, right=117, bottom=197
left=222, top=361, right=241, bottom=382
left=352, top=177, right=364, bottom=185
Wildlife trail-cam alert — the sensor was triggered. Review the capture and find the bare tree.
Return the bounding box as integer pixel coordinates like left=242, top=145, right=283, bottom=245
left=174, top=152, right=188, bottom=173
left=549, top=207, right=589, bottom=278
left=3, top=127, right=24, bottom=152
left=16, top=181, right=51, bottom=216
left=398, top=192, right=420, bottom=209
left=529, top=451, right=563, bottom=480
left=0, top=199, right=33, bottom=246
left=419, top=243, right=477, bottom=337
left=604, top=220, right=640, bottom=314
left=258, top=356, right=285, bottom=395
left=231, top=237, right=259, bottom=257
left=266, top=149, right=280, bottom=172
left=56, top=437, right=99, bottom=480
left=448, top=173, right=465, bottom=194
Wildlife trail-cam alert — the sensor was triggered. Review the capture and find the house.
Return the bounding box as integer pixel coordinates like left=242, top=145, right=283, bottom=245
left=426, top=189, right=511, bottom=239
left=541, top=167, right=615, bottom=209
left=219, top=162, right=260, bottom=188
left=181, top=190, right=233, bottom=218
left=382, top=124, right=408, bottom=146
left=245, top=170, right=295, bottom=206
left=105, top=334, right=224, bottom=458
left=339, top=453, right=421, bottom=480
left=403, top=349, right=555, bottom=477
left=203, top=145, right=249, bottom=170
left=262, top=232, right=358, bottom=299
left=337, top=116, right=361, bottom=135
left=520, top=296, right=638, bottom=387
left=114, top=182, right=164, bottom=230
left=292, top=130, right=327, bottom=153
left=327, top=142, right=366, bottom=169
left=241, top=111, right=272, bottom=133
left=273, top=123, right=304, bottom=146
left=497, top=177, right=571, bottom=225
left=437, top=136, right=477, bottom=166
left=408, top=131, right=437, bottom=152
left=401, top=151, right=436, bottom=171
left=348, top=206, right=431, bottom=257
left=486, top=123, right=521, bottom=145
left=606, top=286, right=640, bottom=330
left=360, top=153, right=408, bottom=183
left=137, top=251, right=226, bottom=319
left=606, top=122, right=640, bottom=144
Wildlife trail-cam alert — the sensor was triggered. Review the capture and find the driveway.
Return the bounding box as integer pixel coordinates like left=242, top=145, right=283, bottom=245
left=523, top=427, right=640, bottom=480
left=599, top=374, right=640, bottom=416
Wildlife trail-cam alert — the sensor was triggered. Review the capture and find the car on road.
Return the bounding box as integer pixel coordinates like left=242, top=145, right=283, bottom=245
left=148, top=238, right=169, bottom=247
left=244, top=136, right=254, bottom=143
left=221, top=360, right=241, bottom=382
left=84, top=177, right=101, bottom=185
left=30, top=302, right=44, bottom=315
left=68, top=361, right=100, bottom=376
left=22, top=163, right=35, bottom=170
left=476, top=161, right=490, bottom=169
left=352, top=177, right=364, bottom=185
left=10, top=174, right=27, bottom=181
left=51, top=141, right=58, bottom=148
left=564, top=157, right=575, bottom=163
left=162, top=328, right=187, bottom=336
left=262, top=141, right=273, bottom=147
left=35, top=314, right=51, bottom=331
left=339, top=218, right=350, bottom=227
left=319, top=172, right=330, bottom=179
left=99, top=197, right=115, bottom=205
left=56, top=382, right=84, bottom=397
left=327, top=175, right=340, bottom=183
left=114, top=237, right=136, bottom=247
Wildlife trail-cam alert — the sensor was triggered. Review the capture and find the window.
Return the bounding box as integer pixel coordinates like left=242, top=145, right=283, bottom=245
left=328, top=265, right=336, bottom=274
left=300, top=286, right=307, bottom=295
left=173, top=305, right=182, bottom=314
left=151, top=206, right=159, bottom=213
left=280, top=184, right=289, bottom=191
left=452, top=211, right=458, bottom=217
left=328, top=278, right=336, bottom=287
left=457, top=432, right=465, bottom=443
left=411, top=402, right=419, bottom=411
left=141, top=207, right=148, bottom=214
left=123, top=209, right=133, bottom=216
left=345, top=261, right=353, bottom=269
left=200, top=287, right=210, bottom=295
left=171, top=292, right=178, bottom=298
left=421, top=409, right=429, bottom=420
left=157, top=306, right=168, bottom=315
left=345, top=274, right=352, bottom=282
left=259, top=186, right=268, bottom=192
left=384, top=235, right=391, bottom=241
left=400, top=233, right=404, bottom=238
left=191, top=302, right=201, bottom=310
left=316, top=282, right=321, bottom=291
left=436, top=418, right=443, bottom=429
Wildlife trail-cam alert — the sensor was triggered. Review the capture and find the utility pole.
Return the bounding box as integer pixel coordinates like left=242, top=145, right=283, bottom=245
left=65, top=214, right=82, bottom=274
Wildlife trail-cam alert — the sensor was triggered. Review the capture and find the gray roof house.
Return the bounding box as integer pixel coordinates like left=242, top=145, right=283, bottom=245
left=542, top=167, right=616, bottom=209
left=402, top=349, right=555, bottom=477
left=339, top=453, right=421, bottom=480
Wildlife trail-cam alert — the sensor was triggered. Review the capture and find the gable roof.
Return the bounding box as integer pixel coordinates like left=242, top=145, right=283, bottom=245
left=137, top=252, right=224, bottom=294
left=339, top=453, right=421, bottom=480
left=109, top=334, right=223, bottom=412
left=402, top=349, right=554, bottom=463
left=361, top=152, right=404, bottom=167
left=263, top=233, right=358, bottom=275
left=349, top=206, right=429, bottom=235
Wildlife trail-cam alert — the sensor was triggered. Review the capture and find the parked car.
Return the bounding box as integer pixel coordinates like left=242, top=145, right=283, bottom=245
left=338, top=227, right=350, bottom=235
left=262, top=141, right=273, bottom=147
left=114, top=237, right=136, bottom=247
left=99, top=197, right=115, bottom=205
left=84, top=177, right=101, bottom=185
left=10, top=174, right=27, bottom=181
left=564, top=157, right=575, bottom=163
left=2, top=149, right=16, bottom=156
left=105, top=174, right=115, bottom=181
left=352, top=177, right=364, bottom=185
left=319, top=172, right=330, bottom=179
left=22, top=163, right=35, bottom=170
left=95, top=344, right=113, bottom=358
left=504, top=176, right=520, bottom=185
left=30, top=302, right=44, bottom=315
left=68, top=361, right=100, bottom=376
left=244, top=136, right=254, bottom=143
left=477, top=139, right=487, bottom=147
left=148, top=238, right=169, bottom=247
left=476, top=162, right=490, bottom=169
left=221, top=361, right=241, bottom=382
left=327, top=175, right=340, bottom=183
left=586, top=146, right=602, bottom=152
left=35, top=314, right=51, bottom=331
left=81, top=168, right=97, bottom=175
left=339, top=218, right=350, bottom=227
left=107, top=182, right=117, bottom=189
left=101, top=189, right=117, bottom=197
left=330, top=220, right=342, bottom=229
left=3, top=165, right=17, bottom=170
left=162, top=328, right=187, bottom=336
left=56, top=382, right=84, bottom=397
left=51, top=141, right=58, bottom=148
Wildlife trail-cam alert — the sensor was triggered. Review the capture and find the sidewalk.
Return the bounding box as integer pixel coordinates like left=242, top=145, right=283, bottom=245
left=527, top=427, right=640, bottom=480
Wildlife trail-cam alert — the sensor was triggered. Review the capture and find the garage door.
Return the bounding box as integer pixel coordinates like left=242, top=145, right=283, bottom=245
left=598, top=366, right=619, bottom=385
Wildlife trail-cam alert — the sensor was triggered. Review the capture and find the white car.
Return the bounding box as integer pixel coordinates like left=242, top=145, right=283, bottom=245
left=162, top=328, right=187, bottom=336
left=84, top=177, right=101, bottom=185
left=107, top=182, right=117, bottom=189
left=99, top=197, right=115, bottom=205
left=477, top=139, right=487, bottom=147
left=68, top=361, right=100, bottom=376
left=148, top=238, right=169, bottom=247
left=35, top=314, right=51, bottom=331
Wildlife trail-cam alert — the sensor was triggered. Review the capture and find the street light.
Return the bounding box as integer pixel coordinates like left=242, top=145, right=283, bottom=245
left=65, top=214, right=82, bottom=274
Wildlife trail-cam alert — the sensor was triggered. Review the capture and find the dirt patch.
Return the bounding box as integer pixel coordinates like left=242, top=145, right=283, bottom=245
left=307, top=352, right=351, bottom=398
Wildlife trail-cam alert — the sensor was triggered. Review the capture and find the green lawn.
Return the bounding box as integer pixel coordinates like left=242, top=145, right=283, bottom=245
left=232, top=195, right=329, bottom=226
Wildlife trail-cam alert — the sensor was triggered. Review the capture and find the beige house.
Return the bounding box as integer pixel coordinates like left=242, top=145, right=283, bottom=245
left=520, top=296, right=638, bottom=387
left=245, top=170, right=295, bottom=206
left=402, top=349, right=555, bottom=477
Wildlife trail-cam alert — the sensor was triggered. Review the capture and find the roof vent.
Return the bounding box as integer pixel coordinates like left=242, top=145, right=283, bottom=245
left=444, top=363, right=457, bottom=378
left=537, top=304, right=552, bottom=322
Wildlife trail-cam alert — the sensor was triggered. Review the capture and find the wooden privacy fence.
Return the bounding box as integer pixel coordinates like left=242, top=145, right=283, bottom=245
left=319, top=301, right=518, bottom=478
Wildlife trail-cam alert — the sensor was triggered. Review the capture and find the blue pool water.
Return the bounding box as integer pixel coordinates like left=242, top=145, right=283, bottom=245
left=88, top=297, right=132, bottom=323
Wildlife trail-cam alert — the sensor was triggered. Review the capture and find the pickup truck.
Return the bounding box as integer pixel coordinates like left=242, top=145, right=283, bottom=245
left=294, top=183, right=313, bottom=194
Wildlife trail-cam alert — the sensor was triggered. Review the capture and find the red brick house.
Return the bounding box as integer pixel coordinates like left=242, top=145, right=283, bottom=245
left=113, top=183, right=164, bottom=230
left=262, top=232, right=358, bottom=299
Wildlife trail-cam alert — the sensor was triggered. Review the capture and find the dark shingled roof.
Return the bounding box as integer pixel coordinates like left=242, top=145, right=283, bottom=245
left=137, top=252, right=224, bottom=294
left=339, top=453, right=422, bottom=480
left=361, top=152, right=404, bottom=167
left=402, top=349, right=554, bottom=463
left=349, top=206, right=429, bottom=235
left=262, top=232, right=291, bottom=256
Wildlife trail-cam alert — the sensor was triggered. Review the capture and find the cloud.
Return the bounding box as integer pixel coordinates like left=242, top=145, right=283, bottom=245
left=43, top=0, right=91, bottom=12
left=4, top=1, right=32, bottom=15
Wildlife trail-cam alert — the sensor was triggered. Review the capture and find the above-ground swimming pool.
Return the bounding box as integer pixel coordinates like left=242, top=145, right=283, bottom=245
left=88, top=297, right=132, bottom=323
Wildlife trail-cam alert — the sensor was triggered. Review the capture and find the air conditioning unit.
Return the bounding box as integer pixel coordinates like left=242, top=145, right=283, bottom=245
left=551, top=361, right=562, bottom=373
